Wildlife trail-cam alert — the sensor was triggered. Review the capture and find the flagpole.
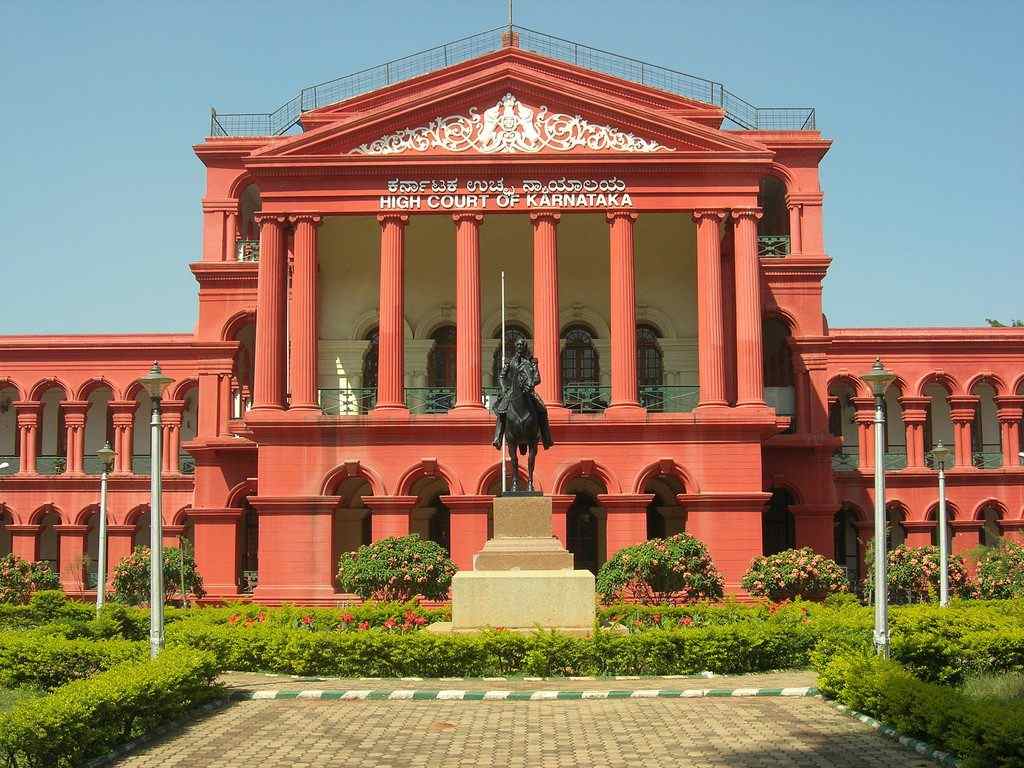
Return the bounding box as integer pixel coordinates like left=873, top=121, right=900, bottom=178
left=501, top=270, right=507, bottom=494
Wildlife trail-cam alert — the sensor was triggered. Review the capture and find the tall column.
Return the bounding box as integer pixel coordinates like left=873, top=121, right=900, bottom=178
left=606, top=211, right=641, bottom=413
left=679, top=492, right=770, bottom=593
left=250, top=496, right=340, bottom=602
left=852, top=397, right=875, bottom=470
left=531, top=212, right=564, bottom=409
left=598, top=494, right=653, bottom=559
left=290, top=215, right=322, bottom=410
left=453, top=214, right=485, bottom=410
left=364, top=496, right=416, bottom=540
left=693, top=210, right=727, bottom=406
left=224, top=210, right=239, bottom=261
left=441, top=495, right=492, bottom=570
left=948, top=396, right=978, bottom=467
left=732, top=209, right=765, bottom=405
left=107, top=401, right=135, bottom=475
left=899, top=397, right=930, bottom=467
left=252, top=214, right=288, bottom=410
left=13, top=403, right=39, bottom=475
left=786, top=202, right=803, bottom=255
left=995, top=396, right=1023, bottom=467
left=61, top=401, right=88, bottom=475
left=161, top=400, right=184, bottom=474
left=374, top=214, right=409, bottom=414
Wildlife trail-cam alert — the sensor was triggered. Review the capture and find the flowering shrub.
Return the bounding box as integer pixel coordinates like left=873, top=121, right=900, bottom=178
left=112, top=546, right=206, bottom=606
left=595, top=534, right=724, bottom=605
left=336, top=535, right=456, bottom=601
left=741, top=547, right=850, bottom=602
left=864, top=543, right=976, bottom=603
left=976, top=540, right=1024, bottom=599
left=0, top=555, right=60, bottom=604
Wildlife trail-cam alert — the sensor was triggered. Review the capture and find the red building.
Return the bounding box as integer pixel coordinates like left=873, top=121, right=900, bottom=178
left=1, top=29, right=1022, bottom=603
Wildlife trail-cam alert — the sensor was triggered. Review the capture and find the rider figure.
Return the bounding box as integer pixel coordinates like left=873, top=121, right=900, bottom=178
left=492, top=338, right=554, bottom=450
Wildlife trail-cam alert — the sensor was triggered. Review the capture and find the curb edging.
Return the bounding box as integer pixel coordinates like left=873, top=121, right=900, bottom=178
left=231, top=686, right=818, bottom=701
left=823, top=698, right=959, bottom=767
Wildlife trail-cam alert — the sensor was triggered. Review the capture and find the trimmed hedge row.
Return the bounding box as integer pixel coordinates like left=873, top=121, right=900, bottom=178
left=0, top=647, right=219, bottom=768
left=816, top=651, right=1024, bottom=768
left=167, top=619, right=833, bottom=677
left=0, top=632, right=145, bottom=691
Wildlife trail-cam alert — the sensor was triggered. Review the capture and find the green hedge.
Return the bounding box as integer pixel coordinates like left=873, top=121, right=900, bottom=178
left=0, top=632, right=145, bottom=691
left=0, top=647, right=219, bottom=768
left=816, top=651, right=1024, bottom=768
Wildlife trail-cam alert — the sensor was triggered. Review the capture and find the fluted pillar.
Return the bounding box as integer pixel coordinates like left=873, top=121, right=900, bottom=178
left=948, top=396, right=978, bottom=467
left=693, top=210, right=727, bottom=406
left=899, top=397, right=930, bottom=467
left=161, top=400, right=184, bottom=474
left=531, top=212, right=564, bottom=409
left=374, top=214, right=409, bottom=414
left=252, top=214, right=288, bottom=410
left=453, top=214, right=485, bottom=410
left=224, top=211, right=239, bottom=262
left=290, top=215, right=322, bottom=410
left=61, top=401, right=88, bottom=475
left=852, top=397, right=875, bottom=470
left=732, top=209, right=765, bottom=405
left=13, top=403, right=39, bottom=475
left=786, top=202, right=802, bottom=255
left=607, top=211, right=640, bottom=412
left=107, top=401, right=135, bottom=475
left=995, top=396, right=1023, bottom=467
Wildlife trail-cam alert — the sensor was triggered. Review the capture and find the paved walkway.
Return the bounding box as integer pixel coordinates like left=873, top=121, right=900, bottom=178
left=109, top=677, right=937, bottom=768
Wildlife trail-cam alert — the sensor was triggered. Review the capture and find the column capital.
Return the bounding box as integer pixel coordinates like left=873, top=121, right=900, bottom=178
left=59, top=400, right=90, bottom=416
left=12, top=401, right=40, bottom=419
left=786, top=201, right=803, bottom=212
left=691, top=209, right=726, bottom=223
left=947, top=394, right=979, bottom=411
left=731, top=208, right=763, bottom=221
left=851, top=396, right=877, bottom=414
left=605, top=210, right=638, bottom=223
left=996, top=407, right=1024, bottom=422
left=377, top=212, right=409, bottom=226
left=288, top=214, right=323, bottom=226
left=107, top=400, right=138, bottom=416
left=529, top=210, right=561, bottom=224
left=252, top=213, right=288, bottom=226
left=452, top=212, right=484, bottom=223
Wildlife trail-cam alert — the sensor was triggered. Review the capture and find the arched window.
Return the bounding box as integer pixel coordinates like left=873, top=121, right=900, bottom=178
left=980, top=505, right=1003, bottom=547
left=567, top=493, right=599, bottom=573
left=561, top=325, right=599, bottom=385
left=492, top=324, right=531, bottom=386
left=362, top=328, right=379, bottom=391
left=833, top=505, right=861, bottom=587
left=757, top=176, right=789, bottom=255
left=427, top=325, right=457, bottom=388
left=636, top=324, right=663, bottom=387
left=886, top=503, right=907, bottom=549
left=763, top=489, right=796, bottom=555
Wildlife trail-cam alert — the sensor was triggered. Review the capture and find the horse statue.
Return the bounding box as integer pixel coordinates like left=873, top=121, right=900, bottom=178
left=492, top=338, right=554, bottom=492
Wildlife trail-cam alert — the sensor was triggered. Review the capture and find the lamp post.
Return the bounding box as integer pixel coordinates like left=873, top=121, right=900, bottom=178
left=94, top=441, right=115, bottom=612
left=140, top=362, right=173, bottom=658
left=861, top=358, right=896, bottom=656
left=929, top=441, right=953, bottom=607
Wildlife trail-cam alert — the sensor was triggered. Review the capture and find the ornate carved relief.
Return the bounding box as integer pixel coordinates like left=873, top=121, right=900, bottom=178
left=352, top=93, right=672, bottom=155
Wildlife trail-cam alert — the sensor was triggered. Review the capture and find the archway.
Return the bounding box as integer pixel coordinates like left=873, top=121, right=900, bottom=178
left=926, top=504, right=955, bottom=550
left=36, top=507, right=60, bottom=572
left=762, top=489, right=796, bottom=555
left=229, top=318, right=256, bottom=417
left=130, top=507, right=150, bottom=550
left=36, top=383, right=67, bottom=475
left=642, top=474, right=685, bottom=539
left=82, top=382, right=114, bottom=474
left=828, top=378, right=859, bottom=469
left=923, top=380, right=954, bottom=465
left=328, top=475, right=373, bottom=589
left=833, top=503, right=862, bottom=587
left=979, top=503, right=1003, bottom=547
left=0, top=506, right=11, bottom=557
left=178, top=384, right=198, bottom=474
left=130, top=387, right=154, bottom=475
left=886, top=502, right=907, bottom=549
left=83, top=507, right=99, bottom=589
left=238, top=499, right=258, bottom=593
left=970, top=380, right=1002, bottom=468
left=1, top=384, right=21, bottom=472
left=564, top=476, right=607, bottom=572
left=757, top=175, right=789, bottom=255
left=409, top=476, right=451, bottom=554
left=763, top=317, right=794, bottom=419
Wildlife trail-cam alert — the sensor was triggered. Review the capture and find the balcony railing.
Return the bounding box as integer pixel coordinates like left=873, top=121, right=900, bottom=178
left=0, top=457, right=16, bottom=476
left=320, top=388, right=377, bottom=415
left=236, top=239, right=259, bottom=262
left=180, top=452, right=196, bottom=475
left=131, top=456, right=151, bottom=476
left=764, top=386, right=795, bottom=416
left=406, top=387, right=455, bottom=414
left=36, top=455, right=66, bottom=475
left=884, top=446, right=908, bottom=471
left=832, top=447, right=858, bottom=472
left=972, top=450, right=1003, bottom=469
left=758, top=235, right=790, bottom=257
left=639, top=385, right=699, bottom=413
left=563, top=384, right=611, bottom=414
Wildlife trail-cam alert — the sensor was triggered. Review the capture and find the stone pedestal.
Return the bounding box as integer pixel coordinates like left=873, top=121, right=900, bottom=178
left=431, top=496, right=595, bottom=635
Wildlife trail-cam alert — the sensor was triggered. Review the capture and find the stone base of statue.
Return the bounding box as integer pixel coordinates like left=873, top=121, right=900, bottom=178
left=427, top=495, right=595, bottom=636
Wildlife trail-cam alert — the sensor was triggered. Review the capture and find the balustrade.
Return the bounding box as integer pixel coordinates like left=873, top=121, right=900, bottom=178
left=563, top=384, right=611, bottom=414
left=35, top=455, right=65, bottom=475
left=832, top=447, right=858, bottom=471
left=757, top=235, right=790, bottom=257
left=639, top=385, right=699, bottom=413
left=972, top=449, right=1003, bottom=469
left=235, top=239, right=259, bottom=262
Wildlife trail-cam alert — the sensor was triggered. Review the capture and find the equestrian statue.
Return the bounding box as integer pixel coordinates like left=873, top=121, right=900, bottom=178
left=492, top=338, right=554, bottom=493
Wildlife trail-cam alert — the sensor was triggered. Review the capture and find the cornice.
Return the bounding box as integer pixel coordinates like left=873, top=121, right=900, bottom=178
left=760, top=256, right=831, bottom=282
left=189, top=261, right=259, bottom=287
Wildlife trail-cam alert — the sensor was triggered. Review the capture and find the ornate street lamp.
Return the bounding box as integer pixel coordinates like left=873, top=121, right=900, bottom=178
left=929, top=441, right=953, bottom=607
left=140, top=362, right=173, bottom=658
left=861, top=357, right=896, bottom=656
left=94, top=441, right=116, bottom=612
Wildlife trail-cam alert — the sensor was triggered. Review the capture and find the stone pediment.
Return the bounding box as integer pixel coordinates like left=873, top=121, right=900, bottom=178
left=351, top=93, right=672, bottom=156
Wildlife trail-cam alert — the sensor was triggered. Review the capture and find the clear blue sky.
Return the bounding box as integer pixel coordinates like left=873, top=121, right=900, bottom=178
left=1, top=1, right=1020, bottom=334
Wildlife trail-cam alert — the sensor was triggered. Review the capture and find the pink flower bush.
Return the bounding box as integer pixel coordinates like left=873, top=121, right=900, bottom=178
left=864, top=543, right=976, bottom=603
left=595, top=534, right=724, bottom=605
left=976, top=540, right=1024, bottom=599
left=336, top=534, right=456, bottom=601
left=742, top=547, right=849, bottom=602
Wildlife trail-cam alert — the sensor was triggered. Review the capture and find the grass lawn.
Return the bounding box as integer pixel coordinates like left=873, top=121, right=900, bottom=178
left=0, top=688, right=38, bottom=712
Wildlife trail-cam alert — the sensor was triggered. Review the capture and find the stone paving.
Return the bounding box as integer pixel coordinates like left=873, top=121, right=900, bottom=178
left=109, top=693, right=937, bottom=767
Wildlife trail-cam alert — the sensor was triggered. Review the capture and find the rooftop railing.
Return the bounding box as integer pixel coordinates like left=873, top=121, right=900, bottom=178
left=210, top=26, right=816, bottom=137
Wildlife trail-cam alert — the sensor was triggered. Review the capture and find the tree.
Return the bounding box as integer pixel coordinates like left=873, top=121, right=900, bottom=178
left=111, top=544, right=205, bottom=606
left=985, top=318, right=1024, bottom=327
